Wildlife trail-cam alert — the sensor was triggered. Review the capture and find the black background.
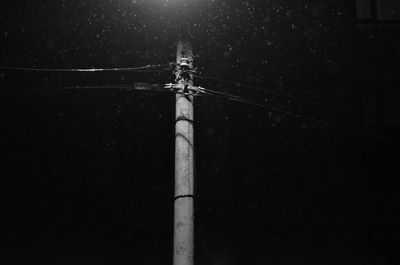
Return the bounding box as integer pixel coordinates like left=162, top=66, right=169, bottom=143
left=1, top=1, right=399, bottom=264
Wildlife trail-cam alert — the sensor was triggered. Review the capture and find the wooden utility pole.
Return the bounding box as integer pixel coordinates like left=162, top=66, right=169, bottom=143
left=173, top=41, right=194, bottom=265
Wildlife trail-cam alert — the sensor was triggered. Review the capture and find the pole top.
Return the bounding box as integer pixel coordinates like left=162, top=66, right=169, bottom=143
left=176, top=41, right=193, bottom=66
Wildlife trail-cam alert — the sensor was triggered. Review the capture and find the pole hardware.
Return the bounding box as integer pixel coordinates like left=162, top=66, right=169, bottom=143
left=164, top=83, right=206, bottom=96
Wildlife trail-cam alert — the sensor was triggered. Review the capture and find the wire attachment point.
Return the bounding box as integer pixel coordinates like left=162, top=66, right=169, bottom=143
left=164, top=83, right=205, bottom=96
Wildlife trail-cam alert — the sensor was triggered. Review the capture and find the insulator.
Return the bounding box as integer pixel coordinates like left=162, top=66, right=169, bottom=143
left=180, top=58, right=189, bottom=68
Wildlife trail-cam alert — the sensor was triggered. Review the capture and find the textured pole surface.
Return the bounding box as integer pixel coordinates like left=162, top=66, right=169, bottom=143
left=174, top=41, right=194, bottom=265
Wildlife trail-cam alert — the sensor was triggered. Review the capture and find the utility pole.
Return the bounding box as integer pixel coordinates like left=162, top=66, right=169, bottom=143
left=173, top=41, right=194, bottom=265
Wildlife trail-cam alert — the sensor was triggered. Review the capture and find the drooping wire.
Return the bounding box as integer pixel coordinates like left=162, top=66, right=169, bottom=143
left=201, top=88, right=343, bottom=127
left=191, top=73, right=319, bottom=104
left=0, top=63, right=174, bottom=72
left=32, top=85, right=157, bottom=91
left=5, top=75, right=389, bottom=141
left=200, top=87, right=390, bottom=141
left=192, top=72, right=354, bottom=123
left=30, top=84, right=196, bottom=98
left=19, top=82, right=360, bottom=130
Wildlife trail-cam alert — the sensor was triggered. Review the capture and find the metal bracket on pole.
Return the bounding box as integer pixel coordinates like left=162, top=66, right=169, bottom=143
left=164, top=83, right=206, bottom=96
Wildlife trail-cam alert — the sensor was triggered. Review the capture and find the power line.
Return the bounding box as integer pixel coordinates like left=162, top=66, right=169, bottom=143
left=192, top=73, right=319, bottom=104
left=16, top=82, right=358, bottom=129
left=202, top=87, right=341, bottom=127
left=192, top=72, right=355, bottom=123
left=29, top=83, right=166, bottom=92
left=17, top=82, right=391, bottom=141
left=1, top=60, right=390, bottom=142
left=201, top=87, right=391, bottom=141
left=29, top=84, right=193, bottom=97
left=32, top=85, right=154, bottom=91
left=0, top=63, right=174, bottom=73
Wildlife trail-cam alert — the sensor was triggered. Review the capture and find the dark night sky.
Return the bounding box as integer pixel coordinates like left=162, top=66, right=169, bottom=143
left=1, top=1, right=399, bottom=265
